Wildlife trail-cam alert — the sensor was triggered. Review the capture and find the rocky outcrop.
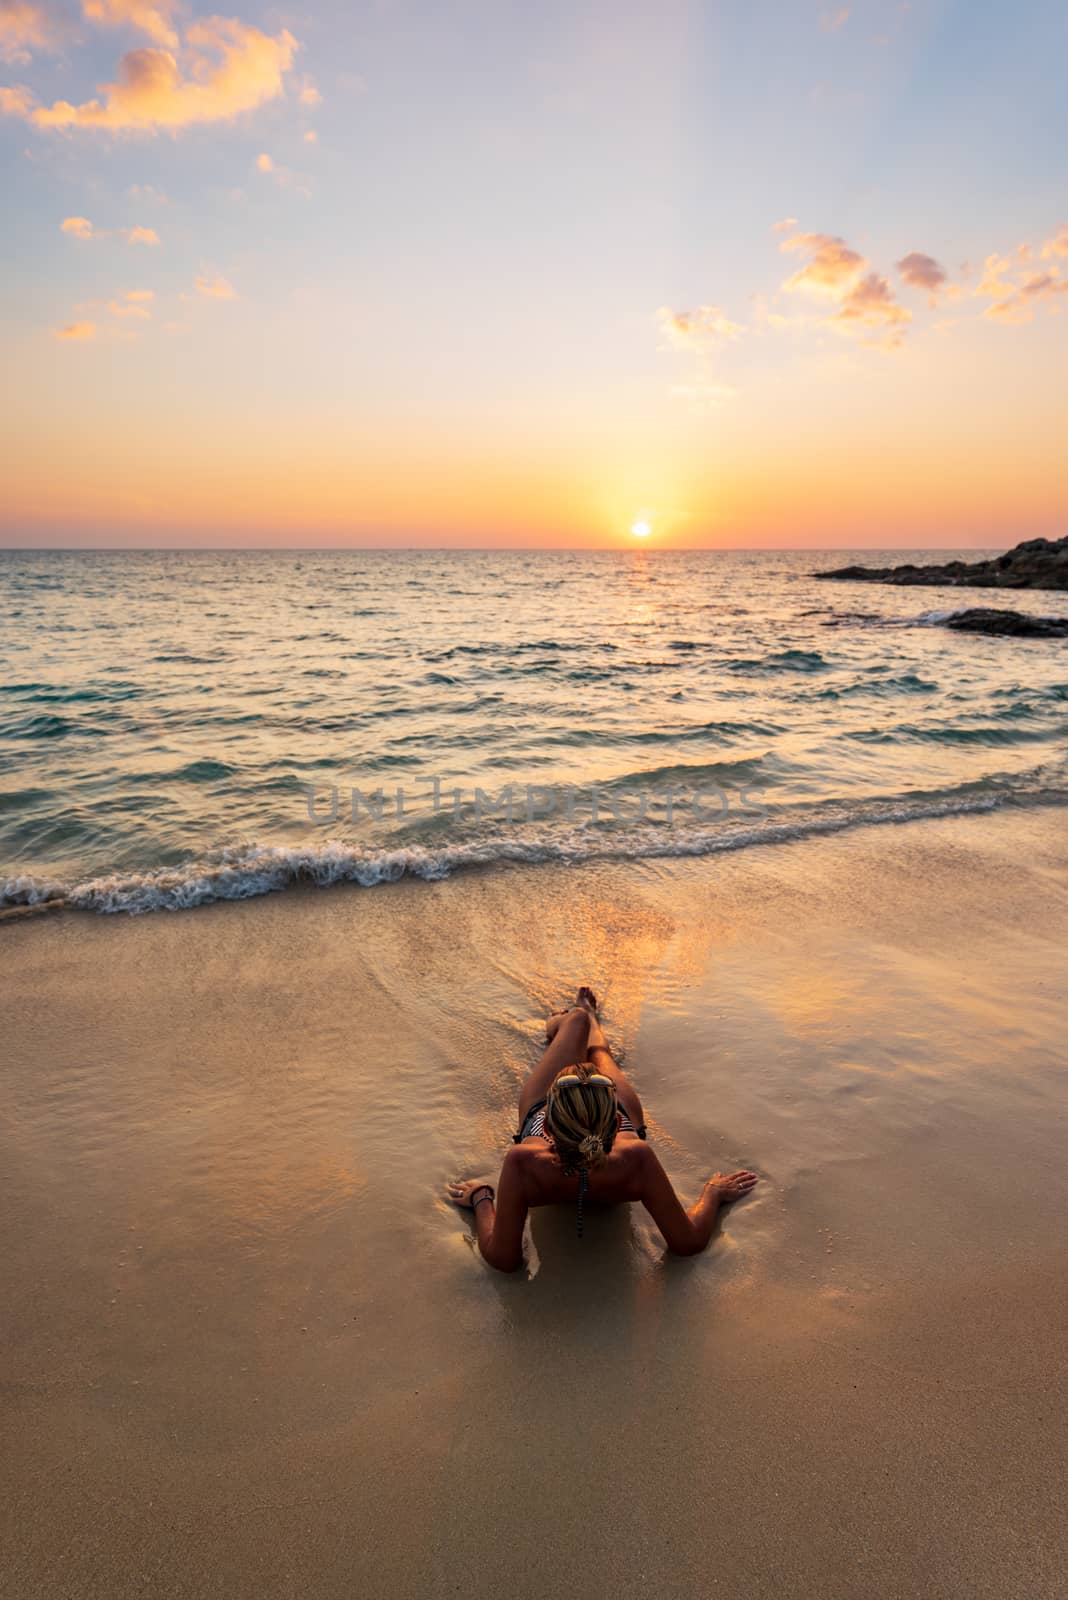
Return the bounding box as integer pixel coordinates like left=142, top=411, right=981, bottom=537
left=815, top=535, right=1068, bottom=591
left=940, top=608, right=1068, bottom=638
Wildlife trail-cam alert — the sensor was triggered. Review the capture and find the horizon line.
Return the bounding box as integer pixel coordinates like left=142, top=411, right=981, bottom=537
left=0, top=542, right=1011, bottom=555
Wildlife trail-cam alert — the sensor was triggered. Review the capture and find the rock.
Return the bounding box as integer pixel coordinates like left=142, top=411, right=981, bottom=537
left=940, top=608, right=1068, bottom=638
left=814, top=534, right=1068, bottom=591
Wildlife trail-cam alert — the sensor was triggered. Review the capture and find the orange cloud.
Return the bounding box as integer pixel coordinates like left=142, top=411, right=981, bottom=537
left=1040, top=224, right=1068, bottom=260
left=255, top=148, right=297, bottom=186
left=108, top=293, right=152, bottom=319
left=196, top=274, right=235, bottom=298
left=19, top=16, right=297, bottom=131
left=820, top=6, right=850, bottom=31
left=896, top=251, right=947, bottom=298
left=984, top=271, right=1068, bottom=324
left=297, top=75, right=320, bottom=106
left=656, top=306, right=744, bottom=400
left=969, top=231, right=1068, bottom=322
left=59, top=215, right=160, bottom=244
left=781, top=231, right=866, bottom=296
left=976, top=253, right=1014, bottom=299
left=53, top=321, right=96, bottom=340
left=82, top=0, right=179, bottom=49
left=1, top=0, right=56, bottom=62
left=655, top=305, right=744, bottom=349
left=0, top=83, right=34, bottom=114
left=103, top=288, right=155, bottom=320
left=303, top=128, right=317, bottom=144
left=832, top=272, right=911, bottom=342
left=778, top=227, right=910, bottom=343
left=772, top=216, right=798, bottom=233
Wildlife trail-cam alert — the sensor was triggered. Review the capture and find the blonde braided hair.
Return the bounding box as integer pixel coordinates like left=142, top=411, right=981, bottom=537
left=544, top=1063, right=618, bottom=1174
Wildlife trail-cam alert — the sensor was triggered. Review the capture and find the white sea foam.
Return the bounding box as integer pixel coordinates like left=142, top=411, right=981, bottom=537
left=1, top=790, right=1034, bottom=916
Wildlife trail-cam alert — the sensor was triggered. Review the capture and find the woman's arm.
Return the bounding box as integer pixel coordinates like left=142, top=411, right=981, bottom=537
left=448, top=1148, right=529, bottom=1273
left=637, top=1145, right=758, bottom=1255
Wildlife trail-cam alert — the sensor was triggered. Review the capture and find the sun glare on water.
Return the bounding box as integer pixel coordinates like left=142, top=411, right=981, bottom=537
left=630, top=521, right=652, bottom=538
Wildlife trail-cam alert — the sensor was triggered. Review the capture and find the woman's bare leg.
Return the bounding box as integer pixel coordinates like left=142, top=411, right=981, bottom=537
left=517, top=1005, right=593, bottom=1122
left=584, top=1012, right=645, bottom=1131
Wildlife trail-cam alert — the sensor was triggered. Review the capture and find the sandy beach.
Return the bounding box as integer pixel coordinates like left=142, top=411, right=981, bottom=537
left=2, top=806, right=1066, bottom=1598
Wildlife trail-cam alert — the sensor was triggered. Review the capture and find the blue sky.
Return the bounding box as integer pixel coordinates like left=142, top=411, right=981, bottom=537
left=2, top=0, right=1067, bottom=545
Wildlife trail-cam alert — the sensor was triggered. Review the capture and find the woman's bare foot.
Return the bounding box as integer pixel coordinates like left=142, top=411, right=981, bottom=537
left=545, top=986, right=598, bottom=1041
left=708, top=1170, right=759, bottom=1203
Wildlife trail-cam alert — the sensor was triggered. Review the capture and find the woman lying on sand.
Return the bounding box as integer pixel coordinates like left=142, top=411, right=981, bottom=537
left=448, top=987, right=758, bottom=1271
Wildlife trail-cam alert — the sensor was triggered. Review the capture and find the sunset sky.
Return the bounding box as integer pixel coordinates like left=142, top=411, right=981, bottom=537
left=2, top=0, right=1067, bottom=548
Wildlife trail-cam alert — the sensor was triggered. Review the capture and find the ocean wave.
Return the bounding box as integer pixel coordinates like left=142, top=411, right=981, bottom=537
left=0, top=682, right=144, bottom=703
left=1, top=711, right=101, bottom=740
left=846, top=720, right=1067, bottom=746
left=810, top=673, right=939, bottom=700
left=594, top=755, right=781, bottom=790
left=151, top=653, right=230, bottom=664
left=726, top=649, right=830, bottom=673
left=802, top=608, right=899, bottom=628
left=169, top=759, right=236, bottom=783
left=427, top=639, right=612, bottom=661
left=4, top=782, right=1064, bottom=918
left=623, top=722, right=783, bottom=746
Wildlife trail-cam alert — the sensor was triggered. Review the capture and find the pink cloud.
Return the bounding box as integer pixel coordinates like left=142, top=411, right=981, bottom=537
left=896, top=251, right=948, bottom=298
left=781, top=231, right=866, bottom=296
left=778, top=227, right=911, bottom=344
left=984, top=271, right=1068, bottom=324
left=831, top=272, right=911, bottom=342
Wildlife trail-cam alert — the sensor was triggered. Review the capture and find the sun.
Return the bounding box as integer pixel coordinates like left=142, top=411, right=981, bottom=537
left=630, top=520, right=652, bottom=538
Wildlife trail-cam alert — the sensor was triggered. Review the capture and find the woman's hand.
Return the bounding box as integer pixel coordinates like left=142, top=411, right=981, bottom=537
left=707, top=1170, right=759, bottom=1203
left=447, top=1179, right=491, bottom=1210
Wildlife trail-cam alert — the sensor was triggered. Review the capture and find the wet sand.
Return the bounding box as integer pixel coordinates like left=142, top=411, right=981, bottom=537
left=2, top=808, right=1067, bottom=1599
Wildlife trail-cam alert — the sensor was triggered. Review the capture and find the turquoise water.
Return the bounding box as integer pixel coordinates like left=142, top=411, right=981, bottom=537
left=1, top=548, right=1065, bottom=913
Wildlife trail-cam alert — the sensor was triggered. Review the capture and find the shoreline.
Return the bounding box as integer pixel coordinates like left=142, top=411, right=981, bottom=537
left=2, top=806, right=1067, bottom=1598
left=4, top=787, right=1066, bottom=921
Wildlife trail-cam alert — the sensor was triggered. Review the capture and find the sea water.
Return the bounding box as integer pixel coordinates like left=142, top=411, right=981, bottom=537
left=1, top=547, right=1065, bottom=913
